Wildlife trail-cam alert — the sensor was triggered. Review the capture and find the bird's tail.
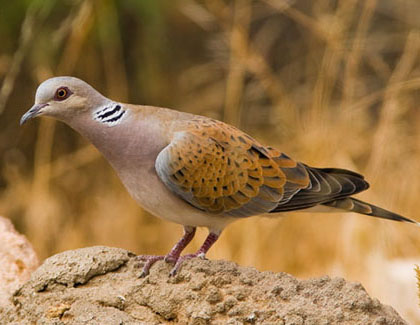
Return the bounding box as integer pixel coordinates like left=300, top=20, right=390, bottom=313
left=323, top=197, right=420, bottom=226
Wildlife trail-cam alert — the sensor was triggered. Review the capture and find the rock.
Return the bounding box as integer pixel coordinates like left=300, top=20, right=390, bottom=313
left=0, top=216, right=39, bottom=310
left=1, top=246, right=408, bottom=324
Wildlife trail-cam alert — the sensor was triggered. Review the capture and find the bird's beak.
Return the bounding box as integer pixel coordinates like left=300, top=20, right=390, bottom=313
left=20, top=103, right=49, bottom=125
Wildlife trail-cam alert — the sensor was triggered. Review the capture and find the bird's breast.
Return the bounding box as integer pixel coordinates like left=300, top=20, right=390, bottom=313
left=117, top=164, right=235, bottom=231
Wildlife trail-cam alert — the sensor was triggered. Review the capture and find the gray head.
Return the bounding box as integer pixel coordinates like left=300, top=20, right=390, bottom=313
left=20, top=76, right=107, bottom=125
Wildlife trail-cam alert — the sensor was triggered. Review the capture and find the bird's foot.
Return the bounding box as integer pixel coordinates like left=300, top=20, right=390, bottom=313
left=136, top=230, right=217, bottom=277
left=136, top=254, right=179, bottom=277
left=169, top=252, right=207, bottom=277
left=136, top=255, right=164, bottom=277
left=135, top=252, right=206, bottom=277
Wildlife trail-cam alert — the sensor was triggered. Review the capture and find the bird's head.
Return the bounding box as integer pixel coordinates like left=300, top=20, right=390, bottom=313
left=20, top=76, right=106, bottom=125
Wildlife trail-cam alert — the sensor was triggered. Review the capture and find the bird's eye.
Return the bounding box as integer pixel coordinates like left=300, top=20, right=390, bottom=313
left=54, top=87, right=72, bottom=101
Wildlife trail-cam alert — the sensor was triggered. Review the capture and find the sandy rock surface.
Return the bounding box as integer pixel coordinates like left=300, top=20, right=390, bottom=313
left=0, top=216, right=39, bottom=309
left=1, top=246, right=407, bottom=324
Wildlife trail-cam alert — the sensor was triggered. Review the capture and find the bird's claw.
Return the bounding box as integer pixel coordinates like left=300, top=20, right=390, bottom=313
left=135, top=255, right=166, bottom=277
left=136, top=252, right=207, bottom=277
left=169, top=253, right=206, bottom=277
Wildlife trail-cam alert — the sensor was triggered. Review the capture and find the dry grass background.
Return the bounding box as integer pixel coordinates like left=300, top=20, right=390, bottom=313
left=1, top=0, right=420, bottom=320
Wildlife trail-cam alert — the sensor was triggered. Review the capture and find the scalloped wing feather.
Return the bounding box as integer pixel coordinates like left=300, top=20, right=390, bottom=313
left=155, top=118, right=310, bottom=217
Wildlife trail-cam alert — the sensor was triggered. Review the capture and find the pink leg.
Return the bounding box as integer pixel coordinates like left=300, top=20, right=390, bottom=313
left=137, top=226, right=196, bottom=277
left=169, top=231, right=219, bottom=276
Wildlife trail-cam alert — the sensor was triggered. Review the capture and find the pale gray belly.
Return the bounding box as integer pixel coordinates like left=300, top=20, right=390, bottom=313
left=117, top=165, right=235, bottom=232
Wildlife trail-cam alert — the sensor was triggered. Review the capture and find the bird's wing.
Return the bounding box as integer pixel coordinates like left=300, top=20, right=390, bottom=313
left=155, top=118, right=310, bottom=217
left=270, top=166, right=369, bottom=213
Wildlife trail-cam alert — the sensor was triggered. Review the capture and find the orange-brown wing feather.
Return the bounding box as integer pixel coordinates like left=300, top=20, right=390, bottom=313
left=156, top=118, right=306, bottom=217
left=265, top=147, right=311, bottom=205
left=156, top=117, right=382, bottom=217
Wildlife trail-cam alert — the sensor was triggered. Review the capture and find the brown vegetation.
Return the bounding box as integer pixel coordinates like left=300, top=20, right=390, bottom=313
left=0, top=0, right=419, bottom=320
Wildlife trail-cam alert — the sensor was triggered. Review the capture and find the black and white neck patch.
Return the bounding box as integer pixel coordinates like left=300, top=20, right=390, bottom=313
left=93, top=103, right=126, bottom=126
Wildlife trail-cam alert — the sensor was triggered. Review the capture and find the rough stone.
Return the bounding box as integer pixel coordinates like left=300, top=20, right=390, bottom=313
left=0, top=246, right=408, bottom=324
left=0, top=216, right=39, bottom=310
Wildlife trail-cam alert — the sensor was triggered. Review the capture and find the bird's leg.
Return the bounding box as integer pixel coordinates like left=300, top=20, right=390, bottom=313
left=164, top=226, right=197, bottom=263
left=137, top=226, right=196, bottom=277
left=169, top=231, right=220, bottom=276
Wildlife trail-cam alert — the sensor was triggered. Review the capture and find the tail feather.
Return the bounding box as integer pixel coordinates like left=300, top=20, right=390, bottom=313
left=323, top=197, right=420, bottom=226
left=271, top=165, right=419, bottom=227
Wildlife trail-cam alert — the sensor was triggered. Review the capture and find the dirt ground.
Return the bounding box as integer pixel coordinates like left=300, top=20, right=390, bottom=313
left=0, top=246, right=407, bottom=324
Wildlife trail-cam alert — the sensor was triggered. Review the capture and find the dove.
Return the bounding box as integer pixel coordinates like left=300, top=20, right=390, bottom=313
left=20, top=76, right=419, bottom=276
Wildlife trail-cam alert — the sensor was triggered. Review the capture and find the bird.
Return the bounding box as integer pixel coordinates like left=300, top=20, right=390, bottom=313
left=20, top=76, right=419, bottom=276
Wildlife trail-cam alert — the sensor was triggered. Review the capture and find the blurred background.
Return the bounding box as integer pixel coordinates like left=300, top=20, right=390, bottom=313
left=1, top=0, right=420, bottom=321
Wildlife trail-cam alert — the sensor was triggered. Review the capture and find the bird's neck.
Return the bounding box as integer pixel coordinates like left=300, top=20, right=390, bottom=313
left=68, top=105, right=174, bottom=171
